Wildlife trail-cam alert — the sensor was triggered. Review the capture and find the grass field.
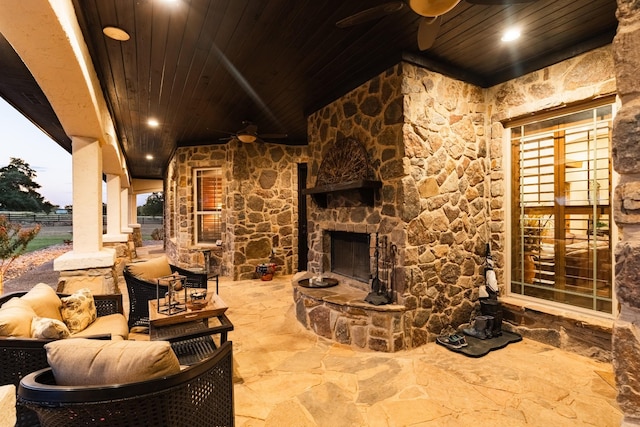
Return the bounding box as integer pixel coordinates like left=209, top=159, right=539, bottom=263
left=22, top=223, right=162, bottom=253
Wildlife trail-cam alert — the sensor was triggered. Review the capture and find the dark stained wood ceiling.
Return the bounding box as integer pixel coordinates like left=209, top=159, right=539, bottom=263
left=0, top=0, right=618, bottom=180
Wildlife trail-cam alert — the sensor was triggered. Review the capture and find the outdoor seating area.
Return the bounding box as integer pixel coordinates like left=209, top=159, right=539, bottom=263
left=0, top=251, right=235, bottom=427
left=0, top=242, right=623, bottom=426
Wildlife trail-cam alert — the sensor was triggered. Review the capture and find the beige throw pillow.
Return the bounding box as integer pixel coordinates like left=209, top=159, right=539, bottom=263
left=127, top=255, right=173, bottom=280
left=31, top=316, right=70, bottom=339
left=0, top=298, right=36, bottom=337
left=60, top=288, right=97, bottom=334
left=20, top=283, right=62, bottom=321
left=45, top=339, right=181, bottom=386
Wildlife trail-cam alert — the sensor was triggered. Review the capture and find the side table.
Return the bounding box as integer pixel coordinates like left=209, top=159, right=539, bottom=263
left=148, top=295, right=233, bottom=365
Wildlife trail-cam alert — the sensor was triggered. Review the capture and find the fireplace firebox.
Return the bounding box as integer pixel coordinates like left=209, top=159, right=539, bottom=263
left=330, top=231, right=370, bottom=282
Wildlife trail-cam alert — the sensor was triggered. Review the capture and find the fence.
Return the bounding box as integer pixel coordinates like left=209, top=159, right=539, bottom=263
left=0, top=212, right=163, bottom=226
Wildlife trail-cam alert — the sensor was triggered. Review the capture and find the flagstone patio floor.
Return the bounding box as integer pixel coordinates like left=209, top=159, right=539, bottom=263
left=128, top=246, right=621, bottom=426
left=220, top=276, right=620, bottom=426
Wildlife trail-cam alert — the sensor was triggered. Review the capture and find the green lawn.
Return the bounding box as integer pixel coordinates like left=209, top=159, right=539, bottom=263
left=21, top=223, right=161, bottom=253
left=25, top=230, right=72, bottom=253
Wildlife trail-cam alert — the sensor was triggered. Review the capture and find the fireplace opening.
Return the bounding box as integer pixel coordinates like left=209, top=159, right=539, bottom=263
left=330, top=231, right=370, bottom=282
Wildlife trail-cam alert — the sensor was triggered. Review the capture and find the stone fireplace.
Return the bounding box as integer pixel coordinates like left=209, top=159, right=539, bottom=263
left=293, top=63, right=490, bottom=352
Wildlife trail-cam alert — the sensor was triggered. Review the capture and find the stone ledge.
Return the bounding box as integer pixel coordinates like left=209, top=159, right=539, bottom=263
left=501, top=296, right=613, bottom=362
left=293, top=277, right=406, bottom=313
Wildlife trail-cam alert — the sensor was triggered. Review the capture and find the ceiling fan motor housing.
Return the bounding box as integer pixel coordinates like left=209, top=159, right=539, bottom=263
left=408, top=0, right=461, bottom=17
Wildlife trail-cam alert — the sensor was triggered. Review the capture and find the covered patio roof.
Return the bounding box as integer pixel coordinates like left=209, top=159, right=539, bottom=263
left=0, top=0, right=618, bottom=181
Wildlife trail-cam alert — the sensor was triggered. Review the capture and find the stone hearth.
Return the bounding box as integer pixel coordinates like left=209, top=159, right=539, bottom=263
left=293, top=274, right=406, bottom=352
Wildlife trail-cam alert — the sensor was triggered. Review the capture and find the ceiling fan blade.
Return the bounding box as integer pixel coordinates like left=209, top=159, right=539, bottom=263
left=336, top=1, right=404, bottom=28
left=417, top=16, right=441, bottom=50
left=465, top=0, right=538, bottom=4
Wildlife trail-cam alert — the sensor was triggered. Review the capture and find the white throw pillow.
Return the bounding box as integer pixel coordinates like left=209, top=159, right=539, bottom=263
left=31, top=316, right=70, bottom=339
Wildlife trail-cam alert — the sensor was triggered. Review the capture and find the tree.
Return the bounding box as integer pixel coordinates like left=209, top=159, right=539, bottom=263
left=138, top=192, right=164, bottom=217
left=0, top=157, right=54, bottom=213
left=0, top=215, right=40, bottom=293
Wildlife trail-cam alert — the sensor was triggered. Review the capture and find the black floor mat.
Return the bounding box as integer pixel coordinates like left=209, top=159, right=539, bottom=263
left=436, top=331, right=522, bottom=358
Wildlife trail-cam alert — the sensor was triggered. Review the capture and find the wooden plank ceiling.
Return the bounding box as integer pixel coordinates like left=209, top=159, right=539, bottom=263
left=0, top=0, right=618, bottom=180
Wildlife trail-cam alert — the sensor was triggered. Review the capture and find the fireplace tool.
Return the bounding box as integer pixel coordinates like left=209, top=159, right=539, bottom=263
left=365, top=234, right=392, bottom=305
left=388, top=243, right=397, bottom=303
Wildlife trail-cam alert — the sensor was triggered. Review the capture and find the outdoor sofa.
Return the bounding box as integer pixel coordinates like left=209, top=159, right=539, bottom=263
left=18, top=340, right=234, bottom=426
left=0, top=284, right=128, bottom=426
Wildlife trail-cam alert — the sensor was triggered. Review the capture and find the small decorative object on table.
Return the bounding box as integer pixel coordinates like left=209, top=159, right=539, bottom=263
left=156, top=274, right=187, bottom=315
left=186, top=289, right=210, bottom=311
left=255, top=263, right=277, bottom=281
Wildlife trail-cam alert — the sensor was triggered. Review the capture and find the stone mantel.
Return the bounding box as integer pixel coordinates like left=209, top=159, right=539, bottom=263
left=303, top=179, right=382, bottom=208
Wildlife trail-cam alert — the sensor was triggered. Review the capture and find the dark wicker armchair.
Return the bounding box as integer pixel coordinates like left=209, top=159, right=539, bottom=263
left=0, top=292, right=125, bottom=427
left=123, top=263, right=208, bottom=330
left=18, top=341, right=234, bottom=427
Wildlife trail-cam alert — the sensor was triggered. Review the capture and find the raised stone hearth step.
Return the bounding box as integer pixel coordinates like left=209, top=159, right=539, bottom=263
left=293, top=275, right=407, bottom=352
left=296, top=281, right=404, bottom=312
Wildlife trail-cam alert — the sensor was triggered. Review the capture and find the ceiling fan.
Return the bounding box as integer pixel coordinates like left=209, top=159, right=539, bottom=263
left=336, top=0, right=538, bottom=51
left=220, top=121, right=288, bottom=144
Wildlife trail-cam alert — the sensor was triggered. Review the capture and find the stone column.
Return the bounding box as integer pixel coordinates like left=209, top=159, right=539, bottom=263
left=53, top=136, right=116, bottom=294
left=129, top=191, right=138, bottom=225
left=128, top=192, right=143, bottom=248
left=65, top=137, right=106, bottom=254
left=121, top=187, right=133, bottom=234
left=612, top=1, right=640, bottom=425
left=104, top=173, right=126, bottom=241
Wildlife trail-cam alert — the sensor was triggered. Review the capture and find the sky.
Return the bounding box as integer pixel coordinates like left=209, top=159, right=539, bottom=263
left=0, top=98, right=73, bottom=207
left=0, top=98, right=150, bottom=208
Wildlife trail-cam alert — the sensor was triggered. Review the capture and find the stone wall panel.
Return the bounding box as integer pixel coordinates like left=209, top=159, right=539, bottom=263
left=615, top=241, right=640, bottom=309
left=613, top=314, right=640, bottom=419
left=165, top=141, right=306, bottom=279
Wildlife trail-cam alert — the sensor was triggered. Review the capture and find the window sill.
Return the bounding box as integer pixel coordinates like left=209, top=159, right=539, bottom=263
left=500, top=295, right=614, bottom=330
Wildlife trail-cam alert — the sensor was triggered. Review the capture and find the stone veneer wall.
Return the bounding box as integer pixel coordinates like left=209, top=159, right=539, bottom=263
left=305, top=46, right=621, bottom=355
left=165, top=142, right=307, bottom=280
left=486, top=45, right=618, bottom=362
left=611, top=1, right=640, bottom=423
left=226, top=141, right=307, bottom=279
left=306, top=63, right=491, bottom=350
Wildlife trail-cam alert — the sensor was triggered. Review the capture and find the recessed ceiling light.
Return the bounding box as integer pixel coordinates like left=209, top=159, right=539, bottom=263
left=146, top=154, right=154, bottom=160
left=102, top=26, right=130, bottom=41
left=147, top=118, right=160, bottom=127
left=501, top=28, right=521, bottom=42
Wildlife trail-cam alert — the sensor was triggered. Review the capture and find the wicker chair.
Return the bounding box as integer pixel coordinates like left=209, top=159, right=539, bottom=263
left=123, top=264, right=207, bottom=330
left=18, top=341, right=234, bottom=427
left=0, top=292, right=125, bottom=427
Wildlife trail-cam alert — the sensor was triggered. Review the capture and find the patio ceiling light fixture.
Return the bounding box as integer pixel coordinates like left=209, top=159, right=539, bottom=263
left=146, top=154, right=154, bottom=160
left=102, top=26, right=130, bottom=42
left=501, top=27, right=521, bottom=42
left=236, top=130, right=257, bottom=143
left=147, top=118, right=160, bottom=128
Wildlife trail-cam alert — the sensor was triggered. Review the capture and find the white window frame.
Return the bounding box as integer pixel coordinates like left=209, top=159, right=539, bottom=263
left=503, top=101, right=619, bottom=320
